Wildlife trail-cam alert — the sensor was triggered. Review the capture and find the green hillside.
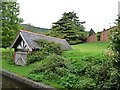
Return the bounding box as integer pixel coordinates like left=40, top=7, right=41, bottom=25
left=21, top=24, right=49, bottom=34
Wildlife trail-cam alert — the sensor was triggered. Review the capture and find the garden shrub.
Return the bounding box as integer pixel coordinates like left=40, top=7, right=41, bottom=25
left=96, top=32, right=100, bottom=41
left=36, top=40, right=63, bottom=55
left=26, top=38, right=119, bottom=89
left=27, top=51, right=48, bottom=64
left=27, top=40, right=63, bottom=64
left=109, top=25, right=120, bottom=89
left=27, top=54, right=83, bottom=89
left=31, top=54, right=70, bottom=74
left=69, top=56, right=106, bottom=76
left=27, top=54, right=114, bottom=89
left=2, top=48, right=14, bottom=64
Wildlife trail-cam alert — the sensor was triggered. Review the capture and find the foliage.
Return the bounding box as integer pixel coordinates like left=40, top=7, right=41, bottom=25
left=27, top=54, right=83, bottom=89
left=27, top=42, right=114, bottom=89
left=27, top=54, right=117, bottom=89
left=97, top=32, right=101, bottom=41
left=31, top=54, right=69, bottom=74
left=109, top=20, right=120, bottom=89
left=27, top=51, right=48, bottom=64
left=27, top=40, right=63, bottom=64
left=89, top=28, right=95, bottom=36
left=2, top=48, right=14, bottom=64
left=85, top=59, right=118, bottom=89
left=47, top=11, right=87, bottom=45
left=1, top=2, right=23, bottom=48
left=109, top=28, right=120, bottom=56
left=36, top=40, right=63, bottom=55
left=3, top=42, right=117, bottom=89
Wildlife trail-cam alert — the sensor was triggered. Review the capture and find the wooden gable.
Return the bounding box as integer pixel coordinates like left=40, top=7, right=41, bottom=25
left=16, top=40, right=29, bottom=51
left=11, top=32, right=32, bottom=51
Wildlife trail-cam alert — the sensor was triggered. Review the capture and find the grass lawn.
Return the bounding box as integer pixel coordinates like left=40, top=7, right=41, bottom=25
left=1, top=48, right=37, bottom=76
left=1, top=41, right=109, bottom=77
left=1, top=60, right=37, bottom=76
left=63, top=41, right=109, bottom=60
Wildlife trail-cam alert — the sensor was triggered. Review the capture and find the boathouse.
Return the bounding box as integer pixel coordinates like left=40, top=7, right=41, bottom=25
left=11, top=30, right=72, bottom=66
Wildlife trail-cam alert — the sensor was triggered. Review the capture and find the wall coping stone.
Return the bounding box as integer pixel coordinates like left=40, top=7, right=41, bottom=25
left=0, top=69, right=56, bottom=90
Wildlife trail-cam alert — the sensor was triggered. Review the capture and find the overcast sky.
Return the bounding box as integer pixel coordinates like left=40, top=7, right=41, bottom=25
left=17, top=0, right=119, bottom=32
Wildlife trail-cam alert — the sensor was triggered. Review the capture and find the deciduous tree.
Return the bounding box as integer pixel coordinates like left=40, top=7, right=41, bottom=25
left=1, top=2, right=23, bottom=48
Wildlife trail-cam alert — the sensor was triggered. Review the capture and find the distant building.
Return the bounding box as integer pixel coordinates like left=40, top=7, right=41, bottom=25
left=11, top=30, right=72, bottom=66
left=100, top=26, right=117, bottom=42
left=86, top=34, right=97, bottom=42
left=86, top=26, right=117, bottom=42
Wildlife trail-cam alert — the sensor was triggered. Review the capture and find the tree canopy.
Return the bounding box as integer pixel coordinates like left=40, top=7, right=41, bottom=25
left=47, top=11, right=87, bottom=44
left=1, top=2, right=23, bottom=48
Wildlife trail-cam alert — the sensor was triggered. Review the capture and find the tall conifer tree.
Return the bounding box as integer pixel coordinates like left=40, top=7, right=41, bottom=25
left=47, top=11, right=87, bottom=44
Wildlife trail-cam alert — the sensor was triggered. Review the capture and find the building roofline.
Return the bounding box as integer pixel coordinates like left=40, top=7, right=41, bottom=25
left=10, top=31, right=32, bottom=51
left=100, top=26, right=117, bottom=33
left=19, top=32, right=32, bottom=51
left=10, top=29, right=72, bottom=51
left=10, top=31, right=20, bottom=49
left=20, top=30, right=66, bottom=41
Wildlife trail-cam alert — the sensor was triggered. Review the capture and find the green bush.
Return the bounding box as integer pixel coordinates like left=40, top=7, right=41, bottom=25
left=96, top=32, right=100, bottom=41
left=31, top=54, right=69, bottom=74
left=27, top=40, right=63, bottom=64
left=27, top=52, right=119, bottom=89
left=27, top=54, right=78, bottom=88
left=36, top=40, right=63, bottom=55
left=27, top=51, right=48, bottom=64
left=26, top=40, right=118, bottom=89
left=109, top=26, right=120, bottom=89
left=2, top=48, right=14, bottom=64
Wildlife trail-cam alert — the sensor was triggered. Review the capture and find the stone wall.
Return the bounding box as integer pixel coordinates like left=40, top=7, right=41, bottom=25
left=1, top=69, right=55, bottom=90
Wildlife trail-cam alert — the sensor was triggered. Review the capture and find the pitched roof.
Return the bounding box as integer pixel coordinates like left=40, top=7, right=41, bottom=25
left=11, top=30, right=72, bottom=51
left=100, top=26, right=117, bottom=33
